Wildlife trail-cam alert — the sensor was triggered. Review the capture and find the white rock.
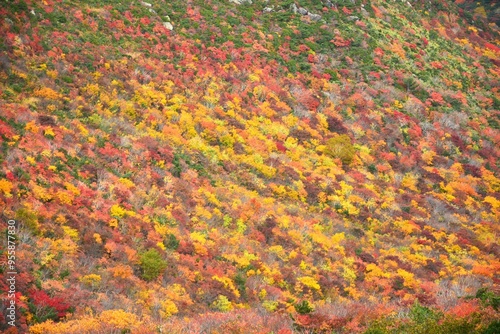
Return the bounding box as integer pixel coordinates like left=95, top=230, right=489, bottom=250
left=230, top=0, right=252, bottom=4
left=140, top=1, right=152, bottom=7
left=163, top=22, right=173, bottom=30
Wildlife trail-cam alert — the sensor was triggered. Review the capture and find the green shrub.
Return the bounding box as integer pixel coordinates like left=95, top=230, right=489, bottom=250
left=409, top=300, right=440, bottom=323
left=362, top=300, right=496, bottom=334
left=438, top=314, right=481, bottom=334
left=139, top=249, right=167, bottom=281
left=476, top=287, right=500, bottom=311
left=15, top=207, right=40, bottom=234
left=483, top=320, right=500, bottom=334
left=163, top=233, right=179, bottom=250
left=234, top=272, right=247, bottom=299
left=294, top=300, right=314, bottom=314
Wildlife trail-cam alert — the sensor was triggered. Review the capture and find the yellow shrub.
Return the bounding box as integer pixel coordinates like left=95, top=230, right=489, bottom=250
left=110, top=264, right=134, bottom=279
left=0, top=179, right=13, bottom=197
left=26, top=156, right=36, bottom=166
left=422, top=149, right=436, bottom=165
left=30, top=320, right=71, bottom=334
left=484, top=196, right=500, bottom=210
left=99, top=309, right=138, bottom=329
left=213, top=295, right=233, bottom=312
left=160, top=299, right=178, bottom=319
left=25, top=120, right=39, bottom=133
left=93, top=233, right=102, bottom=244
left=298, top=276, right=321, bottom=291
left=118, top=178, right=135, bottom=188
left=32, top=183, right=52, bottom=202
left=62, top=226, right=79, bottom=241
left=401, top=173, right=418, bottom=192
left=79, top=274, right=102, bottom=287
left=57, top=191, right=73, bottom=205
left=262, top=300, right=279, bottom=312
left=110, top=204, right=126, bottom=218
left=34, top=87, right=61, bottom=99
left=342, top=267, right=357, bottom=285
left=190, top=231, right=206, bottom=244
left=212, top=275, right=240, bottom=298
left=110, top=204, right=135, bottom=218
left=44, top=127, right=56, bottom=138
left=397, top=269, right=417, bottom=289
left=324, top=135, right=355, bottom=164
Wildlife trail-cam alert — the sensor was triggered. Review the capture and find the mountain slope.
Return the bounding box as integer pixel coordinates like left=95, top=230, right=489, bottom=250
left=1, top=0, right=500, bottom=333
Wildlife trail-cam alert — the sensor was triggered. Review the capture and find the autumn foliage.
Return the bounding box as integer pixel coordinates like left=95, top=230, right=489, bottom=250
left=0, top=0, right=500, bottom=332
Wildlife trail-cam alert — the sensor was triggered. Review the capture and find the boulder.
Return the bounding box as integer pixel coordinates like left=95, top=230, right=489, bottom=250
left=298, top=7, right=308, bottom=15
left=308, top=13, right=322, bottom=21
left=230, top=0, right=252, bottom=4
left=163, top=22, right=173, bottom=30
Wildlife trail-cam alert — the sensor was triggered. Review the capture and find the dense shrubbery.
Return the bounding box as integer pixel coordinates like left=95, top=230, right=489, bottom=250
left=324, top=134, right=356, bottom=165
left=365, top=300, right=498, bottom=334
left=0, top=0, right=499, bottom=332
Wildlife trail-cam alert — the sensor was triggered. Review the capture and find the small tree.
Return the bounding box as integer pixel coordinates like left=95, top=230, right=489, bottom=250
left=324, top=134, right=355, bottom=165
left=294, top=300, right=314, bottom=314
left=212, top=295, right=233, bottom=312
left=139, top=249, right=167, bottom=281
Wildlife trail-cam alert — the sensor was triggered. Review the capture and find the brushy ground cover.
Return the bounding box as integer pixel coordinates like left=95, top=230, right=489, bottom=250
left=0, top=0, right=499, bottom=332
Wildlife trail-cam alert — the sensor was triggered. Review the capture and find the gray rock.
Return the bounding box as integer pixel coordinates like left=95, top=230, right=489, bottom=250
left=140, top=1, right=152, bottom=7
left=230, top=0, right=252, bottom=4
left=347, top=16, right=359, bottom=21
left=263, top=6, right=274, bottom=13
left=290, top=3, right=298, bottom=14
left=298, top=7, right=308, bottom=15
left=308, top=13, right=322, bottom=21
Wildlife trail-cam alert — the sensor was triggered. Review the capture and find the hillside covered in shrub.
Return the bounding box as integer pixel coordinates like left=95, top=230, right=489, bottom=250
left=1, top=0, right=500, bottom=332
